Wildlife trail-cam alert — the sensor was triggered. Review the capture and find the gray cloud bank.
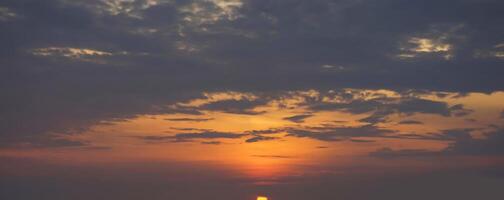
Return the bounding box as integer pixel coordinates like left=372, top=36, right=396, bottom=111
left=0, top=0, right=503, bottom=147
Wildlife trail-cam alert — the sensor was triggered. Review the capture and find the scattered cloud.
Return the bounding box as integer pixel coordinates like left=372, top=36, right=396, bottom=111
left=245, top=135, right=278, bottom=143
left=245, top=128, right=285, bottom=135
left=371, top=129, right=504, bottom=158
left=201, top=141, right=221, bottom=145
left=398, top=120, right=424, bottom=125
left=31, top=47, right=113, bottom=57
left=139, top=131, right=246, bottom=143
left=283, top=114, right=313, bottom=123
left=286, top=125, right=394, bottom=142
left=164, top=118, right=214, bottom=122
left=198, top=99, right=267, bottom=115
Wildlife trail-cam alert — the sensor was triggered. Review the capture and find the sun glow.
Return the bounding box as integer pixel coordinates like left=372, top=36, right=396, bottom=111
left=257, top=196, right=268, bottom=200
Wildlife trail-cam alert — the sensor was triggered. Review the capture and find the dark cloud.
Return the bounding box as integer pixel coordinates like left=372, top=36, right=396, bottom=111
left=21, top=137, right=88, bottom=148
left=0, top=0, right=502, bottom=147
left=140, top=131, right=246, bottom=143
left=283, top=114, right=313, bottom=123
left=445, top=129, right=504, bottom=156
left=398, top=120, right=424, bottom=125
left=371, top=129, right=504, bottom=158
left=245, top=135, right=279, bottom=143
left=201, top=141, right=221, bottom=145
left=308, top=96, right=470, bottom=125
left=169, top=127, right=214, bottom=132
left=286, top=125, right=393, bottom=141
left=164, top=118, right=214, bottom=122
left=198, top=99, right=267, bottom=115
left=245, top=128, right=285, bottom=135
left=350, top=139, right=375, bottom=143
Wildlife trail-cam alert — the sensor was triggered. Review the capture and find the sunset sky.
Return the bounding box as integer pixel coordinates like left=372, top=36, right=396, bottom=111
left=1, top=0, right=504, bottom=200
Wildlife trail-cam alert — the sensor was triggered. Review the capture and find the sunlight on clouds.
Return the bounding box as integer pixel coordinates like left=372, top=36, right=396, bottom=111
left=398, top=37, right=452, bottom=60
left=101, top=0, right=160, bottom=17
left=63, top=0, right=163, bottom=18
left=31, top=47, right=113, bottom=57
left=179, top=0, right=243, bottom=25
left=409, top=37, right=451, bottom=53
left=2, top=89, right=504, bottom=182
left=29, top=47, right=148, bottom=63
left=397, top=25, right=463, bottom=60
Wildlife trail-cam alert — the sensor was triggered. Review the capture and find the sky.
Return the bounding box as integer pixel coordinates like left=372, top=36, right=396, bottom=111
left=1, top=0, right=504, bottom=199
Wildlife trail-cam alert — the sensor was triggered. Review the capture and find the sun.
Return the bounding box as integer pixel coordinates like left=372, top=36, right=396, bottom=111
left=257, top=196, right=268, bottom=200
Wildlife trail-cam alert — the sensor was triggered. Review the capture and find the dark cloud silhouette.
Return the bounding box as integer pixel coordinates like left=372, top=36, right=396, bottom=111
left=446, top=129, right=504, bottom=155
left=283, top=114, right=313, bottom=123
left=371, top=129, right=504, bottom=158
left=350, top=139, right=375, bottom=143
left=245, top=128, right=286, bottom=135
left=20, top=137, right=89, bottom=148
left=245, top=135, right=279, bottom=143
left=201, top=141, right=221, bottom=145
left=198, top=99, right=267, bottom=115
left=286, top=125, right=394, bottom=141
left=140, top=131, right=247, bottom=143
left=164, top=118, right=214, bottom=122
left=307, top=97, right=471, bottom=125
left=398, top=120, right=424, bottom=125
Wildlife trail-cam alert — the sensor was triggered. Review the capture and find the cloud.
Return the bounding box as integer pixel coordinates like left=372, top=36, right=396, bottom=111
left=445, top=129, right=504, bottom=156
left=245, top=128, right=285, bottom=135
left=283, top=114, right=313, bottom=123
left=396, top=25, right=461, bottom=60
left=398, top=120, right=424, bottom=125
left=174, top=131, right=245, bottom=139
left=139, top=131, right=247, bottom=143
left=350, top=139, right=375, bottom=143
left=0, top=135, right=91, bottom=149
left=245, top=135, right=278, bottom=143
left=286, top=125, right=393, bottom=142
left=31, top=47, right=113, bottom=57
left=308, top=96, right=469, bottom=125
left=198, top=99, right=267, bottom=115
left=201, top=141, right=221, bottom=145
left=164, top=118, right=214, bottom=122
left=371, top=129, right=504, bottom=158
left=1, top=0, right=503, bottom=148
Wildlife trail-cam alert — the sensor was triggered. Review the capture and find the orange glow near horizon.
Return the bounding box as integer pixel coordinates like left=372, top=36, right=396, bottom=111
left=257, top=196, right=268, bottom=200
left=1, top=89, right=504, bottom=183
